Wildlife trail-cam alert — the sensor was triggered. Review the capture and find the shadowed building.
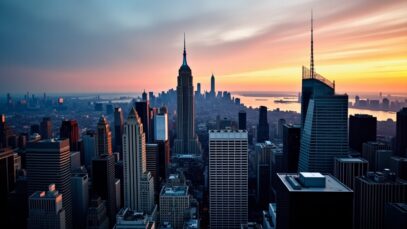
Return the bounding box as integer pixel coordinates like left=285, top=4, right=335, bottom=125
left=257, top=106, right=269, bottom=143
left=60, top=120, right=79, bottom=151
left=96, top=116, right=112, bottom=156
left=349, top=114, right=377, bottom=153
left=396, top=108, right=407, bottom=156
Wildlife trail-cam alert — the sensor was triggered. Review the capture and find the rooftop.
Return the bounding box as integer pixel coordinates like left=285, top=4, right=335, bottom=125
left=336, top=157, right=368, bottom=163
left=278, top=173, right=352, bottom=192
left=302, top=66, right=334, bottom=89
left=161, top=185, right=188, bottom=196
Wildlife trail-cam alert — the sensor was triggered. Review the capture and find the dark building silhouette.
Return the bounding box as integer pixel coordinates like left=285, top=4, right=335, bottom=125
left=86, top=196, right=109, bottom=228
left=349, top=114, right=377, bottom=152
left=362, top=141, right=392, bottom=171
left=40, top=117, right=53, bottom=139
left=257, top=106, right=269, bottom=142
left=282, top=124, right=301, bottom=173
left=96, top=116, right=112, bottom=156
left=276, top=172, right=353, bottom=229
left=239, top=110, right=247, bottom=130
left=255, top=142, right=272, bottom=209
left=135, top=100, right=150, bottom=143
left=0, top=114, right=13, bottom=149
left=30, top=124, right=40, bottom=135
left=26, top=139, right=72, bottom=228
left=396, top=108, right=407, bottom=156
left=114, top=107, right=124, bottom=155
left=60, top=120, right=79, bottom=151
left=384, top=203, right=407, bottom=229
left=211, top=73, right=215, bottom=97
left=390, top=156, right=407, bottom=180
left=354, top=170, right=407, bottom=229
left=92, top=154, right=116, bottom=226
left=334, top=157, right=369, bottom=190
left=0, top=148, right=15, bottom=227
left=173, top=35, right=201, bottom=155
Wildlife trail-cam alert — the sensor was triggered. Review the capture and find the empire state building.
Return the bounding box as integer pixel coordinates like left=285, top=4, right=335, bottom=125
left=173, top=35, right=201, bottom=155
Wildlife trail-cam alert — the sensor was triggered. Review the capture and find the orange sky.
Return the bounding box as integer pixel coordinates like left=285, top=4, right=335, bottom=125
left=1, top=0, right=406, bottom=95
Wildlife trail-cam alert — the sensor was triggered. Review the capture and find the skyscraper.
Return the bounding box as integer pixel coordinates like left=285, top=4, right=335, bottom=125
left=396, top=108, right=407, bottom=156
left=174, top=35, right=201, bottom=155
left=209, top=130, right=248, bottom=228
left=210, top=73, right=215, bottom=97
left=26, top=139, right=72, bottom=228
left=276, top=172, right=353, bottom=229
left=92, top=154, right=117, bottom=226
left=354, top=170, right=407, bottom=229
left=299, top=14, right=348, bottom=173
left=40, top=117, right=53, bottom=139
left=122, top=108, right=155, bottom=213
left=83, top=130, right=97, bottom=168
left=282, top=124, right=301, bottom=173
left=86, top=196, right=109, bottom=229
left=196, top=82, right=201, bottom=95
left=59, top=120, right=79, bottom=151
left=257, top=106, right=269, bottom=143
left=349, top=114, right=377, bottom=152
left=0, top=147, right=15, bottom=226
left=114, top=107, right=124, bottom=155
left=154, top=109, right=168, bottom=141
left=362, top=141, right=392, bottom=171
left=135, top=100, right=150, bottom=143
left=238, top=110, right=247, bottom=130
left=277, top=118, right=286, bottom=139
left=0, top=114, right=13, bottom=148
left=159, top=185, right=190, bottom=229
left=255, top=142, right=272, bottom=208
left=71, top=169, right=89, bottom=229
left=333, top=157, right=369, bottom=190
left=96, top=116, right=112, bottom=156
left=28, top=184, right=66, bottom=229
left=146, top=143, right=159, bottom=197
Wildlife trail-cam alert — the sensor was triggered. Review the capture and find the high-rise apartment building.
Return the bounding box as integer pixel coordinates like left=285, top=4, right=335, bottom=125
left=209, top=130, right=248, bottom=228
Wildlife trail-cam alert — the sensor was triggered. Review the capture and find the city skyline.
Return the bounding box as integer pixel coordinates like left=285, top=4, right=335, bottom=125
left=1, top=0, right=407, bottom=94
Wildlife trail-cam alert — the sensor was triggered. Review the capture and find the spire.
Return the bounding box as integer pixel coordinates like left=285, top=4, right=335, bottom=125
left=310, top=10, right=315, bottom=78
left=182, top=33, right=187, bottom=66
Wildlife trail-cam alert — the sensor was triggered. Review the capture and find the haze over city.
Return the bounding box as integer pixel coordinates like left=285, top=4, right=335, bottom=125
left=1, top=0, right=407, bottom=94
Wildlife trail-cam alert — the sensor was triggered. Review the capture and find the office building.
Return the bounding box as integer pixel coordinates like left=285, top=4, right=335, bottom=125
left=0, top=147, right=15, bottom=226
left=0, top=114, right=13, bottom=148
left=122, top=108, right=155, bottom=213
left=396, top=108, right=407, bottom=156
left=135, top=100, right=150, bottom=143
left=209, top=130, right=248, bottom=228
left=384, top=203, right=407, bottom=229
left=390, top=156, right=407, bottom=180
left=115, top=208, right=155, bottom=229
left=277, top=119, right=286, bottom=139
left=26, top=139, right=72, bottom=228
left=238, top=110, right=247, bottom=130
left=154, top=110, right=168, bottom=141
left=362, top=141, right=392, bottom=171
left=87, top=196, right=109, bottom=229
left=257, top=106, right=269, bottom=143
left=40, top=117, right=53, bottom=139
left=276, top=172, right=353, bottom=229
left=173, top=36, right=201, bottom=155
left=28, top=184, right=66, bottom=229
left=71, top=169, right=89, bottom=229
left=59, top=120, right=79, bottom=151
left=255, top=142, right=272, bottom=208
left=140, top=172, right=155, bottom=214
left=97, top=116, right=113, bottom=156
left=282, top=124, right=301, bottom=173
left=114, top=107, right=124, bottom=154
left=83, top=130, right=97, bottom=168
left=146, top=144, right=159, bottom=196
left=349, top=114, right=377, bottom=152
left=92, top=154, right=117, bottom=226
left=354, top=170, right=407, bottom=229
left=160, top=185, right=190, bottom=229
left=334, top=157, right=369, bottom=190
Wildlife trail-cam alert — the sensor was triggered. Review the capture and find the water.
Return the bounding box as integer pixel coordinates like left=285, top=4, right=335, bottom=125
left=235, top=93, right=396, bottom=121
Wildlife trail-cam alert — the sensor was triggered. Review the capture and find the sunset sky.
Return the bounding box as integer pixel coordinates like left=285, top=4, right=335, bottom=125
left=1, top=0, right=407, bottom=94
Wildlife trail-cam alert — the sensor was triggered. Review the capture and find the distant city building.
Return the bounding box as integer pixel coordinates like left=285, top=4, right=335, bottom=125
left=71, top=169, right=89, bottom=229
left=257, top=106, right=269, bottom=143
left=160, top=185, right=190, bottom=229
left=396, top=108, right=407, bottom=156
left=115, top=208, right=155, bottom=229
left=349, top=114, right=377, bottom=152
left=114, top=107, right=124, bottom=155
left=282, top=124, right=301, bottom=173
left=26, top=139, right=72, bottom=228
left=333, top=157, right=369, bottom=190
left=40, top=117, right=53, bottom=139
left=92, top=154, right=117, bottom=226
left=209, top=130, right=248, bottom=228
left=255, top=142, right=272, bottom=208
left=354, top=170, right=407, bottom=229
left=87, top=196, right=110, bottom=229
left=238, top=110, right=247, bottom=130
left=173, top=36, right=201, bottom=155
left=277, top=119, right=286, bottom=139
left=196, top=82, right=201, bottom=95
left=276, top=172, right=353, bottom=229
left=384, top=203, right=407, bottom=229
left=210, top=73, right=215, bottom=97
left=83, top=130, right=97, bottom=168
left=60, top=120, right=79, bottom=151
left=96, top=116, right=113, bottom=156
left=362, top=141, right=392, bottom=171
left=28, top=184, right=66, bottom=229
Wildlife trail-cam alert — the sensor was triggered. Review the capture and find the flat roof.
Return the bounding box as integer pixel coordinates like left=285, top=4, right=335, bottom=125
left=278, top=173, right=352, bottom=192
left=336, top=157, right=368, bottom=163
left=161, top=185, right=188, bottom=196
